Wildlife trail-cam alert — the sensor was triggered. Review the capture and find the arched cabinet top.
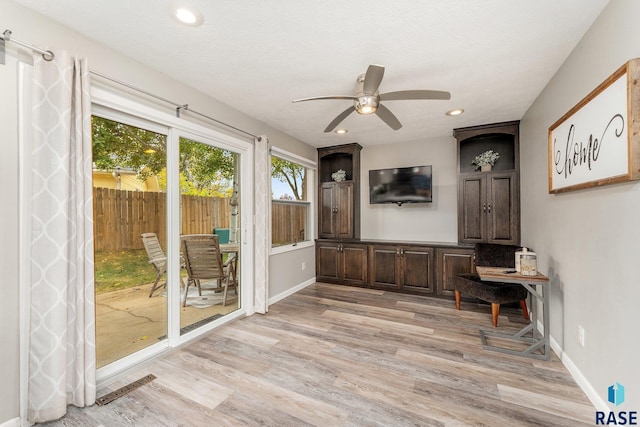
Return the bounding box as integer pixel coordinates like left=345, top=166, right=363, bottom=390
left=454, top=121, right=519, bottom=174
left=318, top=143, right=362, bottom=183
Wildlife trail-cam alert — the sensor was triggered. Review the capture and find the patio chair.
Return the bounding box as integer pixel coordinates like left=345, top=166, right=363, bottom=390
left=181, top=234, right=237, bottom=307
left=141, top=233, right=168, bottom=297
left=141, top=232, right=186, bottom=297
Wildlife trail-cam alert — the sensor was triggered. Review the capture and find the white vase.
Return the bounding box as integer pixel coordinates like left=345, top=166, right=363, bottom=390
left=481, top=164, right=492, bottom=172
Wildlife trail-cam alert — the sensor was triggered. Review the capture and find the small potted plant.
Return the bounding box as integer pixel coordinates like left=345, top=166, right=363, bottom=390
left=331, top=169, right=347, bottom=182
left=472, top=150, right=500, bottom=171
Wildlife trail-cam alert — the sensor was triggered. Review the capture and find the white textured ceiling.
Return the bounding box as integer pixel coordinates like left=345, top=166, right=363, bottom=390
left=11, top=0, right=609, bottom=147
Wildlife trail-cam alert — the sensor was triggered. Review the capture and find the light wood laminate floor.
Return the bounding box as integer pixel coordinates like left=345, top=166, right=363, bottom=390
left=43, top=283, right=595, bottom=426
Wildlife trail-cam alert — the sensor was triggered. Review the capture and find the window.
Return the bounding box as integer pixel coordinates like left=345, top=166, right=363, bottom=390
left=271, top=148, right=315, bottom=248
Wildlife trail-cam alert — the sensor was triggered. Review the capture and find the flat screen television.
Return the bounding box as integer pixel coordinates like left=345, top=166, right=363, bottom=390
left=369, top=165, right=432, bottom=205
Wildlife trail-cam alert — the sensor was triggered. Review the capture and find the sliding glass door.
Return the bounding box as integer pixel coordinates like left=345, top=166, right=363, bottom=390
left=176, top=135, right=241, bottom=335
left=91, top=106, right=249, bottom=371
left=92, top=114, right=169, bottom=368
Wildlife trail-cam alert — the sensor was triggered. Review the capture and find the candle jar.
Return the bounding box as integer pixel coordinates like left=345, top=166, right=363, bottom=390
left=520, top=254, right=537, bottom=276
left=515, top=247, right=529, bottom=272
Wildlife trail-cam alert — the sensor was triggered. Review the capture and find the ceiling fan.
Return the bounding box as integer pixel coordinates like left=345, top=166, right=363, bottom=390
left=292, top=64, right=451, bottom=132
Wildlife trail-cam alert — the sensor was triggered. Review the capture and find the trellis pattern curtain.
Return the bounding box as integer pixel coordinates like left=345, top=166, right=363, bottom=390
left=28, top=50, right=96, bottom=422
left=253, top=135, right=270, bottom=314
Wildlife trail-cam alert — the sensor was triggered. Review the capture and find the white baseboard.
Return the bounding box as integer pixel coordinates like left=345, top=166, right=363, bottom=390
left=551, top=335, right=608, bottom=411
left=269, top=277, right=315, bottom=306
left=538, top=320, right=607, bottom=411
left=0, top=417, right=21, bottom=427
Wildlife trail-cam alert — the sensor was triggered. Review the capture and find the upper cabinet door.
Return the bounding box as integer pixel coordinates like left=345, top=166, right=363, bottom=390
left=458, top=175, right=486, bottom=243
left=319, top=183, right=337, bottom=238
left=486, top=172, right=519, bottom=245
left=335, top=182, right=354, bottom=239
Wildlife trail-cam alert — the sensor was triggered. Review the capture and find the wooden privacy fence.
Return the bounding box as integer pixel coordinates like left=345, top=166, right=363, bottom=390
left=272, top=200, right=308, bottom=246
left=93, top=189, right=308, bottom=250
left=93, top=188, right=231, bottom=251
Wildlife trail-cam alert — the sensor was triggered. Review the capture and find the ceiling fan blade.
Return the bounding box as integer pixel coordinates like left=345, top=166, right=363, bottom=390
left=362, top=64, right=385, bottom=95
left=324, top=106, right=356, bottom=132
left=379, top=90, right=451, bottom=101
left=375, top=104, right=402, bottom=130
left=292, top=95, right=357, bottom=103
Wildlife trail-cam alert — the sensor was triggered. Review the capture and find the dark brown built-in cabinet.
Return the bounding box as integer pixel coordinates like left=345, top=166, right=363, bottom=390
left=317, top=143, right=362, bottom=240
left=455, top=121, right=520, bottom=245
left=315, top=143, right=476, bottom=300
left=369, top=244, right=434, bottom=294
left=319, top=181, right=354, bottom=239
left=316, top=239, right=473, bottom=297
left=316, top=241, right=368, bottom=286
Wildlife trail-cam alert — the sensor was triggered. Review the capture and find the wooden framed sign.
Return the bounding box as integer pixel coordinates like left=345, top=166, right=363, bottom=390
left=548, top=58, right=640, bottom=193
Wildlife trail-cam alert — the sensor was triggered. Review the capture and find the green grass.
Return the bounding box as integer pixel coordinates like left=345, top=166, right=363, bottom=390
left=94, top=249, right=157, bottom=294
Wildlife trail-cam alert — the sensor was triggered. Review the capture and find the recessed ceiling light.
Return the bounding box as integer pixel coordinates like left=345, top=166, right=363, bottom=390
left=335, top=129, right=348, bottom=135
left=171, top=3, right=204, bottom=26
left=446, top=108, right=464, bottom=116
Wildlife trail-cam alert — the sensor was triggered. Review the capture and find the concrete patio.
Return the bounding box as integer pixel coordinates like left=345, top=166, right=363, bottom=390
left=96, top=281, right=238, bottom=367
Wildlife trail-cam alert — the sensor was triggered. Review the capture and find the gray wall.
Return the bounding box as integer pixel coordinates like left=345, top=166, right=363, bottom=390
left=360, top=136, right=459, bottom=243
left=269, top=246, right=315, bottom=297
left=520, top=0, right=640, bottom=406
left=0, top=0, right=315, bottom=423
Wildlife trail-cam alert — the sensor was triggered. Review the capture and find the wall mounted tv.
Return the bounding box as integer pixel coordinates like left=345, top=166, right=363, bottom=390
left=369, top=165, right=432, bottom=205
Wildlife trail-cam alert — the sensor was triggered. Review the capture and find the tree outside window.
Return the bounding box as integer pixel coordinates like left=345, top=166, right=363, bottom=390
left=271, top=156, right=309, bottom=247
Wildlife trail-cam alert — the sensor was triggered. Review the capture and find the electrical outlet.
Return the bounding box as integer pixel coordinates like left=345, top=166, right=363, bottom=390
left=578, top=325, right=585, bottom=347
left=301, top=261, right=306, bottom=271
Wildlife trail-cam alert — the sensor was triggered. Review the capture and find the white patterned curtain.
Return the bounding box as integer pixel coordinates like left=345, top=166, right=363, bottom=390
left=28, top=50, right=96, bottom=423
left=254, top=135, right=270, bottom=314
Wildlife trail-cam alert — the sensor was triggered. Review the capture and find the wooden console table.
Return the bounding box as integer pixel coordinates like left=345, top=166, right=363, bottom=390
left=475, top=266, right=550, bottom=360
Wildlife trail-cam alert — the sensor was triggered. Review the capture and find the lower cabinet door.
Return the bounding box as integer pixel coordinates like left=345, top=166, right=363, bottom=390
left=341, top=244, right=367, bottom=286
left=401, top=246, right=434, bottom=294
left=316, top=243, right=340, bottom=282
left=436, top=248, right=475, bottom=298
left=369, top=245, right=400, bottom=288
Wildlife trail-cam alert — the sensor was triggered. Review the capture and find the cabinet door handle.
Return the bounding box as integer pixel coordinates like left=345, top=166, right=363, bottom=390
left=487, top=203, right=491, bottom=213
left=483, top=203, right=487, bottom=213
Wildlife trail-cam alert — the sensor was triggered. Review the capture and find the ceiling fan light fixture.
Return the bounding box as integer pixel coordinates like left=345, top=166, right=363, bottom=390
left=446, top=108, right=464, bottom=116
left=354, top=96, right=378, bottom=115
left=292, top=65, right=451, bottom=132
